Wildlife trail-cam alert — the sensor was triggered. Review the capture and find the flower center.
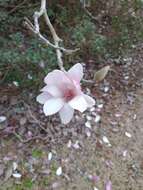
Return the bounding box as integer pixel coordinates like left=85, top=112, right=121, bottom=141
left=64, top=89, right=75, bottom=101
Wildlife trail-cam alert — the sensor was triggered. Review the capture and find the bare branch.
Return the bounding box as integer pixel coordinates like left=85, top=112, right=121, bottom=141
left=83, top=7, right=100, bottom=22
left=8, top=0, right=28, bottom=14
left=24, top=0, right=79, bottom=71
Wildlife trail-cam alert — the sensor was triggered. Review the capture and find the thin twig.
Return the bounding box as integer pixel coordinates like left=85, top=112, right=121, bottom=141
left=84, top=7, right=100, bottom=23
left=80, top=1, right=101, bottom=24
left=8, top=0, right=28, bottom=14
left=13, top=132, right=48, bottom=143
left=23, top=102, right=48, bottom=133
left=82, top=79, right=95, bottom=84
left=24, top=0, right=79, bottom=71
left=25, top=18, right=79, bottom=54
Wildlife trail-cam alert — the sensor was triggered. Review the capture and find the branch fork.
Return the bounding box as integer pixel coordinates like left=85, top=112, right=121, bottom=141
left=24, top=0, right=79, bottom=71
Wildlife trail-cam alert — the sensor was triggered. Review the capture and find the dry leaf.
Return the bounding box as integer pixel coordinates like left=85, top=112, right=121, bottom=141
left=94, top=66, right=110, bottom=82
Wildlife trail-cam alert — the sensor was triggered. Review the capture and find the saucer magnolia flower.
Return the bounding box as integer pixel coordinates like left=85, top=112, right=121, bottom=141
left=36, top=63, right=95, bottom=124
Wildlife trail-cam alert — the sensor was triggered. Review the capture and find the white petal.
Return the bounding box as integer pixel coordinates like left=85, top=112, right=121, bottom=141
left=59, top=104, right=74, bottom=124
left=36, top=92, right=51, bottom=104
left=103, top=136, right=110, bottom=144
left=13, top=162, right=18, bottom=171
left=94, top=187, right=99, bottom=190
left=12, top=173, right=22, bottom=178
left=85, top=121, right=92, bottom=129
left=69, top=95, right=87, bottom=112
left=48, top=152, right=53, bottom=161
left=73, top=141, right=80, bottom=149
left=83, top=94, right=95, bottom=108
left=41, top=85, right=62, bottom=97
left=68, top=63, right=83, bottom=82
left=56, top=167, right=62, bottom=176
left=43, top=98, right=64, bottom=116
left=95, top=115, right=101, bottom=123
left=105, top=180, right=112, bottom=190
left=125, top=132, right=132, bottom=138
left=0, top=116, right=7, bottom=123
left=44, top=70, right=70, bottom=86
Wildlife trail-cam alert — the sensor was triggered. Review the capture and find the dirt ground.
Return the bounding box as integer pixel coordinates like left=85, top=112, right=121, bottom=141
left=0, top=44, right=143, bottom=190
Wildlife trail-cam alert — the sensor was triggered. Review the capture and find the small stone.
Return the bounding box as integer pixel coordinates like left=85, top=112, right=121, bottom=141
left=56, top=167, right=62, bottom=176
left=85, top=121, right=92, bottom=129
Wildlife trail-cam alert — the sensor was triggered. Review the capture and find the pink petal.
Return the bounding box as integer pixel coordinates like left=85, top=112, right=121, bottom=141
left=41, top=85, right=62, bottom=97
left=44, top=70, right=70, bottom=86
left=68, top=63, right=83, bottom=82
left=36, top=92, right=51, bottom=104
left=69, top=95, right=87, bottom=112
left=43, top=98, right=64, bottom=116
left=105, top=180, right=112, bottom=190
left=59, top=104, right=74, bottom=124
left=83, top=94, right=95, bottom=108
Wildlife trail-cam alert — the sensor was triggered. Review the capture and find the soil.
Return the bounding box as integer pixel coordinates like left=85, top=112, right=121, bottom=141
left=0, top=44, right=143, bottom=190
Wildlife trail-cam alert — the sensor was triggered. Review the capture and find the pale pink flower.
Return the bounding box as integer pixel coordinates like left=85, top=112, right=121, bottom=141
left=36, top=63, right=95, bottom=124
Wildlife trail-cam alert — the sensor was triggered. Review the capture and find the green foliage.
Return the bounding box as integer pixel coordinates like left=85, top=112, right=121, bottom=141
left=72, top=18, right=107, bottom=56
left=91, top=34, right=107, bottom=55
left=0, top=32, right=57, bottom=87
left=32, top=148, right=43, bottom=158
left=72, top=19, right=96, bottom=43
left=0, top=0, right=143, bottom=87
left=22, top=178, right=33, bottom=189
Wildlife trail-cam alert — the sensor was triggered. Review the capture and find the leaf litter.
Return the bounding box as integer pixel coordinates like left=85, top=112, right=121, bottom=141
left=0, top=46, right=143, bottom=189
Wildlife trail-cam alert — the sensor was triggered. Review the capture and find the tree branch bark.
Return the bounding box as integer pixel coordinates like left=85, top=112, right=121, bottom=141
left=24, top=0, right=79, bottom=71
